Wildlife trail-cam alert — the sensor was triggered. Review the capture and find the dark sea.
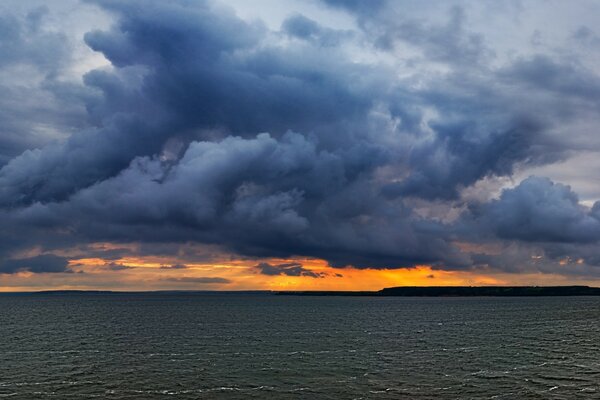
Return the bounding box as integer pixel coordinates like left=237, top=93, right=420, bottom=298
left=0, top=294, right=599, bottom=399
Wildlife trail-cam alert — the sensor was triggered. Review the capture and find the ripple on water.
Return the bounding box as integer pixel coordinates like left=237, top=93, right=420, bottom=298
left=0, top=295, right=599, bottom=399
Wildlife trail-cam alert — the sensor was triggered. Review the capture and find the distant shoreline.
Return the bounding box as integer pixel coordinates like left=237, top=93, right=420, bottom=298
left=2, top=286, right=600, bottom=296
left=279, top=286, right=600, bottom=297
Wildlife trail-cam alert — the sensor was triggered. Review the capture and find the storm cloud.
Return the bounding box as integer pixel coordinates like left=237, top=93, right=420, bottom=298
left=254, top=262, right=325, bottom=278
left=162, top=277, right=231, bottom=284
left=0, top=255, right=70, bottom=274
left=2, top=0, right=600, bottom=280
left=479, top=177, right=600, bottom=244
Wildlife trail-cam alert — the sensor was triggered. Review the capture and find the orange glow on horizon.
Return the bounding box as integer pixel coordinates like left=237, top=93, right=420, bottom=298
left=3, top=252, right=598, bottom=292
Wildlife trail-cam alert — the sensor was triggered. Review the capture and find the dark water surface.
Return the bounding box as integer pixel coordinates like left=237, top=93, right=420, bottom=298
left=0, top=294, right=599, bottom=399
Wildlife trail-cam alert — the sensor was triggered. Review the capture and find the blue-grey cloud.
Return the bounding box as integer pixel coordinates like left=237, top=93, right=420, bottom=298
left=1, top=0, right=600, bottom=279
left=162, top=277, right=231, bottom=284
left=281, top=13, right=351, bottom=46
left=0, top=6, right=90, bottom=167
left=253, top=262, right=325, bottom=278
left=475, top=176, right=600, bottom=243
left=103, top=262, right=134, bottom=271
left=0, top=0, right=374, bottom=207
left=384, top=117, right=545, bottom=200
left=0, top=254, right=70, bottom=274
left=159, top=264, right=188, bottom=270
left=321, top=0, right=386, bottom=14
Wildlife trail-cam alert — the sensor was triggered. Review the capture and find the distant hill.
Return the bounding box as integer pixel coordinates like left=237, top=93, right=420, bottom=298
left=378, top=286, right=600, bottom=296
left=278, top=286, right=600, bottom=297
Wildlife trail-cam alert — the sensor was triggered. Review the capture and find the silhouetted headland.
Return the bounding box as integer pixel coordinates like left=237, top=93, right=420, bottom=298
left=277, top=286, right=600, bottom=297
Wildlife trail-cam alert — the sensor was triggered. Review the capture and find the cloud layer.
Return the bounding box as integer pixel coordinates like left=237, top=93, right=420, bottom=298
left=2, top=0, right=600, bottom=282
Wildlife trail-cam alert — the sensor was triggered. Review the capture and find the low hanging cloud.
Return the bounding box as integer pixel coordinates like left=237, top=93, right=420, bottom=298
left=103, top=262, right=136, bottom=271
left=159, top=264, right=188, bottom=270
left=1, top=0, right=600, bottom=279
left=253, top=262, right=326, bottom=278
left=477, top=176, right=600, bottom=243
left=162, top=277, right=231, bottom=284
left=0, top=255, right=71, bottom=274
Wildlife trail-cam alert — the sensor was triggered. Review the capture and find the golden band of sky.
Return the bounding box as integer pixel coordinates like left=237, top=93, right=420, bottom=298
left=1, top=253, right=597, bottom=292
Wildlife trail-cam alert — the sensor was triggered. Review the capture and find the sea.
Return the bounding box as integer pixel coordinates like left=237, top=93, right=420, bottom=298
left=0, top=293, right=599, bottom=399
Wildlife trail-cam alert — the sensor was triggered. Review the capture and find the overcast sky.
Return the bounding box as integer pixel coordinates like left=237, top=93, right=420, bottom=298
left=2, top=0, right=600, bottom=290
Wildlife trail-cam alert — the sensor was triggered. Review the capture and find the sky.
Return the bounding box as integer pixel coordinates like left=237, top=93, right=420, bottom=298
left=2, top=0, right=600, bottom=291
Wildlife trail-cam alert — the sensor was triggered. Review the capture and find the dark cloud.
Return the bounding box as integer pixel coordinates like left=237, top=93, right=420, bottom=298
left=9, top=132, right=469, bottom=269
left=281, top=13, right=351, bottom=46
left=162, top=277, right=231, bottom=284
left=0, top=6, right=89, bottom=167
left=282, top=14, right=321, bottom=38
left=1, top=0, right=600, bottom=279
left=456, top=177, right=600, bottom=275
left=500, top=55, right=600, bottom=103
left=475, top=176, right=600, bottom=243
left=0, top=0, right=373, bottom=207
left=104, top=262, right=134, bottom=271
left=159, top=264, right=188, bottom=270
left=0, top=0, right=557, bottom=272
left=571, top=26, right=600, bottom=46
left=376, top=6, right=492, bottom=66
left=384, top=117, right=545, bottom=200
left=0, top=254, right=70, bottom=274
left=0, top=6, right=69, bottom=70
left=253, top=262, right=325, bottom=278
left=321, top=0, right=386, bottom=14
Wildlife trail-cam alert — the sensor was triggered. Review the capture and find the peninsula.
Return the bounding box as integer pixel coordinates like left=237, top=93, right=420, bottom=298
left=277, top=286, right=600, bottom=297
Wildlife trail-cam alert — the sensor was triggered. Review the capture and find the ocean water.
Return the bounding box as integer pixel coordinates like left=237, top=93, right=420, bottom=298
left=0, top=294, right=599, bottom=399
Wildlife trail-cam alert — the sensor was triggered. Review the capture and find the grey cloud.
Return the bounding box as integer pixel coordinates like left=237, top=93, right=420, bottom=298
left=162, top=277, right=231, bottom=284
left=0, top=6, right=70, bottom=70
left=321, top=0, right=386, bottom=15
left=281, top=13, right=351, bottom=46
left=477, top=176, right=600, bottom=243
left=3, top=0, right=600, bottom=279
left=0, top=0, right=547, bottom=272
left=104, top=262, right=134, bottom=271
left=0, top=254, right=70, bottom=274
left=13, top=132, right=464, bottom=269
left=0, top=6, right=89, bottom=167
left=253, top=262, right=325, bottom=278
left=159, top=264, right=188, bottom=270
left=0, top=0, right=373, bottom=207
left=282, top=14, right=322, bottom=39
left=384, top=117, right=544, bottom=200
left=500, top=55, right=600, bottom=103
left=376, top=6, right=492, bottom=66
left=571, top=26, right=600, bottom=46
